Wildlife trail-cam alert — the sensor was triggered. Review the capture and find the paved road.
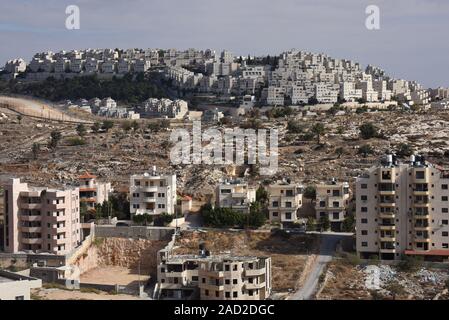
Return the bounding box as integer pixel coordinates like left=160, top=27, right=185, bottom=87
left=289, top=232, right=353, bottom=300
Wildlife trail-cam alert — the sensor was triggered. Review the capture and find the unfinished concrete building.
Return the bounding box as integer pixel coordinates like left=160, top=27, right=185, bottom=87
left=356, top=155, right=449, bottom=261
left=156, top=244, right=272, bottom=300
left=315, top=180, right=350, bottom=231
left=2, top=178, right=81, bottom=255
left=267, top=180, right=304, bottom=226
left=215, top=178, right=256, bottom=214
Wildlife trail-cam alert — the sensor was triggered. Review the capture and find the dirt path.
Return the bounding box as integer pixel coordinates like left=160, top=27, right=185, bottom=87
left=0, top=95, right=92, bottom=124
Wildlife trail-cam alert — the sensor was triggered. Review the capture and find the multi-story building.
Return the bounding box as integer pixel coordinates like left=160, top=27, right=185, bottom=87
left=157, top=247, right=272, bottom=300
left=315, top=180, right=350, bottom=231
left=2, top=178, right=81, bottom=255
left=129, top=167, right=177, bottom=218
left=356, top=155, right=449, bottom=262
left=267, top=180, right=303, bottom=225
left=140, top=98, right=188, bottom=119
left=215, top=179, right=256, bottom=214
left=78, top=172, right=112, bottom=210
left=0, top=270, right=42, bottom=300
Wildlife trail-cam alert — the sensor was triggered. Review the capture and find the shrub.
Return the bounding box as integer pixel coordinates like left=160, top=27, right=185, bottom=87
left=359, top=122, right=379, bottom=139
left=397, top=255, right=423, bottom=272
left=66, top=137, right=87, bottom=146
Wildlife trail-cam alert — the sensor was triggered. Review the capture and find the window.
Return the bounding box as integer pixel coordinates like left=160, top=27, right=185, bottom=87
left=319, top=201, right=326, bottom=207
left=443, top=208, right=449, bottom=213
left=361, top=195, right=368, bottom=201
left=272, top=212, right=278, bottom=217
left=225, top=292, right=230, bottom=298
left=233, top=265, right=237, bottom=271
left=442, top=184, right=448, bottom=190
left=233, top=292, right=238, bottom=298
left=192, top=276, right=198, bottom=282
left=249, top=290, right=254, bottom=296
left=233, top=279, right=238, bottom=285
left=442, top=232, right=449, bottom=237
left=205, top=290, right=209, bottom=296
left=361, top=218, right=368, bottom=224
left=415, top=171, right=425, bottom=179
left=225, top=279, right=230, bottom=285
left=272, top=201, right=279, bottom=207
left=361, top=230, right=368, bottom=236
left=361, top=184, right=368, bottom=189
left=215, top=291, right=219, bottom=298
left=361, top=242, right=368, bottom=247
left=443, top=243, right=449, bottom=249
left=332, top=212, right=339, bottom=220
left=285, top=212, right=292, bottom=220
left=443, top=196, right=448, bottom=202
left=202, top=278, right=206, bottom=283
left=443, top=220, right=449, bottom=225
left=361, top=207, right=368, bottom=213
left=225, top=265, right=230, bottom=271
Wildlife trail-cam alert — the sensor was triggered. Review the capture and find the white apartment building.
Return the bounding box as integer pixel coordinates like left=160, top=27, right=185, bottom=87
left=4, top=59, right=27, bottom=73
left=101, top=60, right=116, bottom=73
left=78, top=172, right=112, bottom=210
left=117, top=58, right=131, bottom=74
left=141, top=98, right=188, bottom=119
left=315, top=180, right=350, bottom=231
left=267, top=180, right=303, bottom=225
left=133, top=59, right=151, bottom=73
left=2, top=178, right=81, bottom=255
left=356, top=155, right=449, bottom=262
left=340, top=82, right=363, bottom=102
left=215, top=179, right=256, bottom=214
left=129, top=167, right=177, bottom=218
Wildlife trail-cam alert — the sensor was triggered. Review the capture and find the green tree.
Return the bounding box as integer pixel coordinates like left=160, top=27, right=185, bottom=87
left=319, top=215, right=330, bottom=231
left=303, top=186, right=316, bottom=199
left=80, top=201, right=88, bottom=222
left=32, top=143, right=40, bottom=160
left=396, top=143, right=413, bottom=158
left=359, top=122, right=379, bottom=139
left=102, top=120, right=114, bottom=132
left=335, top=147, right=344, bottom=159
left=121, top=121, right=132, bottom=132
left=91, top=122, right=101, bottom=133
left=311, top=123, right=326, bottom=144
left=247, top=202, right=267, bottom=228
left=342, top=214, right=355, bottom=232
left=397, top=255, right=423, bottom=272
left=154, top=212, right=173, bottom=227
left=385, top=281, right=405, bottom=300
left=76, top=123, right=86, bottom=137
left=256, top=186, right=269, bottom=204
left=49, top=130, right=62, bottom=150
left=131, top=120, right=140, bottom=131
left=287, top=120, right=305, bottom=134
left=358, top=144, right=374, bottom=157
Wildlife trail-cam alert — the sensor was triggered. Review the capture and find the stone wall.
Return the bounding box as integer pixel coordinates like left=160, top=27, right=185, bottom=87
left=95, top=225, right=174, bottom=241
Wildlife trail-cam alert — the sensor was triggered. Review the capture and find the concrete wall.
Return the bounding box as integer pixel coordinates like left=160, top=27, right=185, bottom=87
left=95, top=225, right=174, bottom=241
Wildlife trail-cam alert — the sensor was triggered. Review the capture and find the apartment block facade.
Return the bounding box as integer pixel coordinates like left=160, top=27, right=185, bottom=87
left=267, top=181, right=303, bottom=225
left=157, top=251, right=272, bottom=300
left=215, top=179, right=256, bottom=214
left=315, top=181, right=350, bottom=231
left=356, top=156, right=449, bottom=261
left=78, top=172, right=111, bottom=210
left=2, top=178, right=81, bottom=255
left=129, top=168, right=177, bottom=217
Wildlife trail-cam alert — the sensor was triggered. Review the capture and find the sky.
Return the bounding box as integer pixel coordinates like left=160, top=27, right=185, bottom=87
left=0, top=0, right=448, bottom=88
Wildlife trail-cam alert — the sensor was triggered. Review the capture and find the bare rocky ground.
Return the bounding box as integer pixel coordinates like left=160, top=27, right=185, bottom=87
left=318, top=258, right=449, bottom=300
left=2, top=101, right=449, bottom=199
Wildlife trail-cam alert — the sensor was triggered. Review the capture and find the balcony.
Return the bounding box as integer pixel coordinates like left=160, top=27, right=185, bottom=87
left=143, top=197, right=156, bottom=203
left=379, top=202, right=396, bottom=208
left=245, top=282, right=265, bottom=290
left=21, top=226, right=42, bottom=233
left=201, top=283, right=224, bottom=291
left=414, top=225, right=430, bottom=231
left=22, top=238, right=42, bottom=245
left=379, top=235, right=395, bottom=242
left=19, top=203, right=41, bottom=210
left=164, top=271, right=184, bottom=278
left=379, top=190, right=395, bottom=196
left=49, top=214, right=67, bottom=222
left=379, top=248, right=396, bottom=254
left=379, top=212, right=395, bottom=219
left=414, top=238, right=431, bottom=243
left=141, top=186, right=159, bottom=193
left=20, top=215, right=42, bottom=222
left=245, top=268, right=265, bottom=277
left=413, top=190, right=430, bottom=196
left=231, top=192, right=247, bottom=199
left=379, top=225, right=396, bottom=231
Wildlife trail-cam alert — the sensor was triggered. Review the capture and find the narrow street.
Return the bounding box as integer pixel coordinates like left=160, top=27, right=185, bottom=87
left=289, top=232, right=353, bottom=300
